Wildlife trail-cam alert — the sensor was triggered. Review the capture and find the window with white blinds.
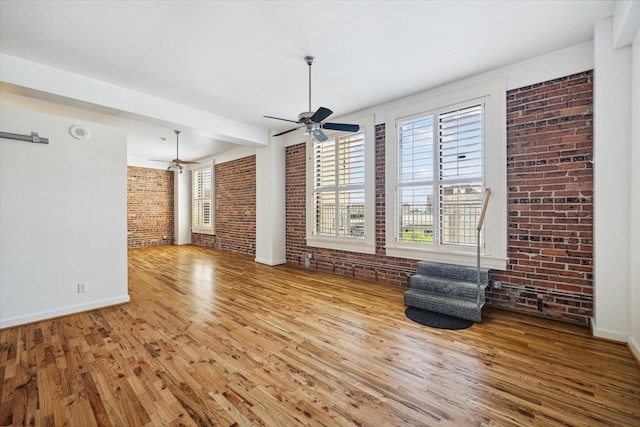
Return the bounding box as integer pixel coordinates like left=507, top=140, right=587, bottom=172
left=312, top=131, right=366, bottom=239
left=385, top=78, right=507, bottom=270
left=306, top=116, right=375, bottom=254
left=396, top=102, right=483, bottom=248
left=192, top=164, right=214, bottom=234
left=438, top=104, right=483, bottom=246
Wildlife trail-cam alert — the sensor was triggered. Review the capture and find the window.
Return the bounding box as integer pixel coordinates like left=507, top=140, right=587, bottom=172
left=192, top=163, right=214, bottom=234
left=306, top=116, right=375, bottom=254
left=386, top=79, right=507, bottom=269
left=398, top=103, right=483, bottom=247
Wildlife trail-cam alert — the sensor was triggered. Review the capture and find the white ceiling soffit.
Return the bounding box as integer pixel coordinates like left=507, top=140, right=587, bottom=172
left=0, top=1, right=616, bottom=160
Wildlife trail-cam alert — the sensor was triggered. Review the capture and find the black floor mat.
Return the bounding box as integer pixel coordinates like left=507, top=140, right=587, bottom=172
left=405, top=306, right=474, bottom=330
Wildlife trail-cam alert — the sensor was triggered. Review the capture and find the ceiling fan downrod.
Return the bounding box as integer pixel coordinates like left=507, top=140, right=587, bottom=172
left=168, top=130, right=184, bottom=173
left=174, top=130, right=181, bottom=160
left=305, top=55, right=314, bottom=114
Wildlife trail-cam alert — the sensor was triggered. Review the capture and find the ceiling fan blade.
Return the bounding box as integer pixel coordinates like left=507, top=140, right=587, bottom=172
left=312, top=128, right=328, bottom=141
left=176, top=160, right=200, bottom=165
left=264, top=115, right=300, bottom=124
left=149, top=159, right=172, bottom=163
left=322, top=123, right=360, bottom=132
left=273, top=126, right=304, bottom=137
left=310, top=107, right=333, bottom=123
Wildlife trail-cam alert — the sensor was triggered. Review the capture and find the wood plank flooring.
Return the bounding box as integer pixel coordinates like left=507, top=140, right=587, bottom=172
left=1, top=245, right=639, bottom=426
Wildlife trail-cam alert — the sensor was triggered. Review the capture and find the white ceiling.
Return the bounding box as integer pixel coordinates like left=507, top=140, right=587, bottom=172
left=0, top=0, right=616, bottom=163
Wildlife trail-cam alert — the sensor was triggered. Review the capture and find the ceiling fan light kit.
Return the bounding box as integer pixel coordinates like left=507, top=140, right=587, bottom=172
left=264, top=56, right=359, bottom=141
left=167, top=163, right=183, bottom=173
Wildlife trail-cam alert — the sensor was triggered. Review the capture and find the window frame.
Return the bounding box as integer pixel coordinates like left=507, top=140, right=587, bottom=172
left=385, top=79, right=507, bottom=269
left=306, top=116, right=375, bottom=254
left=191, top=161, right=215, bottom=235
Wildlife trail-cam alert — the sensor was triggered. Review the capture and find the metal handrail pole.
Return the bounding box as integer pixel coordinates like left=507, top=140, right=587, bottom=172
left=476, top=188, right=492, bottom=308
left=477, top=228, right=481, bottom=307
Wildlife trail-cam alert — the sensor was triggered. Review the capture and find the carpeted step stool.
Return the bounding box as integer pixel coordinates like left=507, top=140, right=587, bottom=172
left=404, top=261, right=490, bottom=322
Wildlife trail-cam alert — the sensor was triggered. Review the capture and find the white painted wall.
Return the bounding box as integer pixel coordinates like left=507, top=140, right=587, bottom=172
left=629, top=28, right=640, bottom=361
left=174, top=169, right=192, bottom=245
left=0, top=105, right=129, bottom=328
left=593, top=17, right=633, bottom=342
left=255, top=137, right=286, bottom=265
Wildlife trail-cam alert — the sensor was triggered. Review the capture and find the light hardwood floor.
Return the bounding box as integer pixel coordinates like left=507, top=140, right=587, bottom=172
left=1, top=245, right=639, bottom=426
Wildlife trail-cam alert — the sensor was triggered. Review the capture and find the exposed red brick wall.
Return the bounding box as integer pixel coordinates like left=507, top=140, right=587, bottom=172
left=127, top=166, right=174, bottom=247
left=285, top=71, right=594, bottom=326
left=191, top=232, right=215, bottom=248
left=488, top=71, right=593, bottom=324
left=192, top=156, right=256, bottom=255
left=285, top=144, right=307, bottom=259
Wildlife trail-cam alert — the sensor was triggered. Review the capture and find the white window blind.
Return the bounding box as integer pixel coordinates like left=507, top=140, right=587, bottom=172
left=313, top=131, right=366, bottom=239
left=192, top=165, right=213, bottom=233
left=438, top=104, right=483, bottom=246
left=398, top=115, right=435, bottom=244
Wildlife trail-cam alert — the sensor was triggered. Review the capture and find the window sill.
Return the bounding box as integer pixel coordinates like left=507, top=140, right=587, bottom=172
left=307, top=237, right=376, bottom=255
left=386, top=246, right=507, bottom=270
left=192, top=228, right=215, bottom=236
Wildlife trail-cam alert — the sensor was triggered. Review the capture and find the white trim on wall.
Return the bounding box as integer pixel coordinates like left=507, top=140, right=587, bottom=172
left=0, top=296, right=130, bottom=329
left=305, top=116, right=376, bottom=255
left=627, top=9, right=640, bottom=362
left=592, top=16, right=633, bottom=343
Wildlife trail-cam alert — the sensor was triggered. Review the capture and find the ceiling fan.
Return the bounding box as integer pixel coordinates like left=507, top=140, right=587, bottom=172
left=150, top=130, right=199, bottom=173
left=264, top=56, right=360, bottom=141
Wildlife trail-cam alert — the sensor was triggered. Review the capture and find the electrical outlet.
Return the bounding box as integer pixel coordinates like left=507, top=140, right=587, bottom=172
left=77, top=282, right=87, bottom=293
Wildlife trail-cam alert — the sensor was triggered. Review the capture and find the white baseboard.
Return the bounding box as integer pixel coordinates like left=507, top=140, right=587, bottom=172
left=254, top=257, right=286, bottom=266
left=628, top=335, right=640, bottom=365
left=590, top=317, right=629, bottom=343
left=0, top=295, right=130, bottom=329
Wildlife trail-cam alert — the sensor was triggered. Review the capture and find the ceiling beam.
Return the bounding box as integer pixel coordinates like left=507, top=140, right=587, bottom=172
left=613, top=0, right=640, bottom=49
left=0, top=54, right=269, bottom=147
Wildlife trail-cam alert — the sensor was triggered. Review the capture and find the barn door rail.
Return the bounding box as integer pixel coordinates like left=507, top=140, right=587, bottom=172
left=0, top=131, right=49, bottom=144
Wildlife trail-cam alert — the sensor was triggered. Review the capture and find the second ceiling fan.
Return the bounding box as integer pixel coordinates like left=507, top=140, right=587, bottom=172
left=264, top=56, right=359, bottom=141
left=149, top=130, right=199, bottom=173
